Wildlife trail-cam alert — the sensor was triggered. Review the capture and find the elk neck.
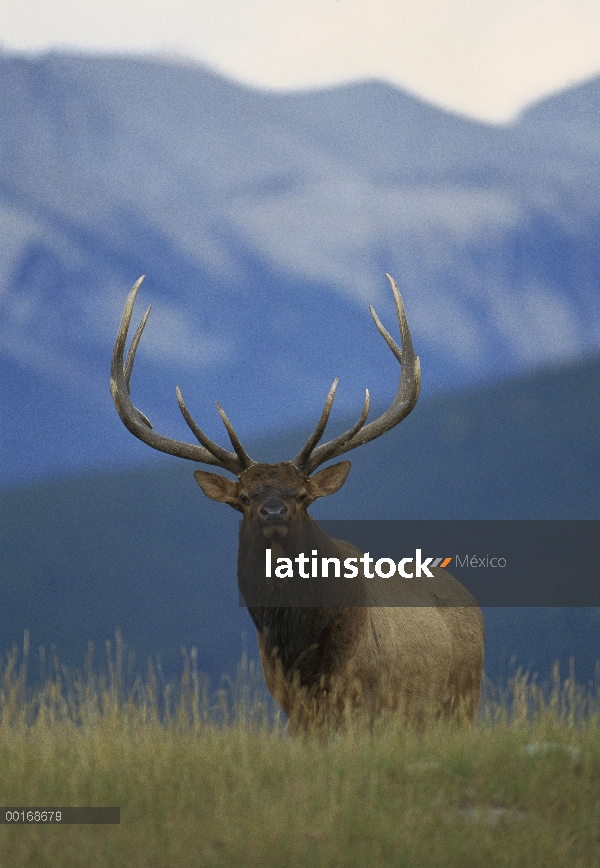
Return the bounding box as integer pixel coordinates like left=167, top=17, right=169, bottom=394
left=237, top=514, right=369, bottom=688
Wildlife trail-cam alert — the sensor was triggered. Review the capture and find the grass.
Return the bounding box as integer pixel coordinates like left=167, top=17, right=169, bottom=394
left=1, top=634, right=599, bottom=867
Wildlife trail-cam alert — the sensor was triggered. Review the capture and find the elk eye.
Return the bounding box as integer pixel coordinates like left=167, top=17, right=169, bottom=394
left=239, top=492, right=250, bottom=505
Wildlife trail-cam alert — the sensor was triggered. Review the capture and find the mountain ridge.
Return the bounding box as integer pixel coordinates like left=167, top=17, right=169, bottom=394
left=2, top=350, right=599, bottom=685
left=1, top=52, right=599, bottom=483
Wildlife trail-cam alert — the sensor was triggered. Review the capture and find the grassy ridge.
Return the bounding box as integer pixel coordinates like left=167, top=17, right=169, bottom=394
left=1, top=638, right=599, bottom=868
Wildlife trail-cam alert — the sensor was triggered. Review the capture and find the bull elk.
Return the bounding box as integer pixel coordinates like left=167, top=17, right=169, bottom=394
left=111, top=274, right=484, bottom=733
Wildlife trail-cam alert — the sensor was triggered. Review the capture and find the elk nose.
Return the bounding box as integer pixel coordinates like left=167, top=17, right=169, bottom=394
left=260, top=497, right=288, bottom=521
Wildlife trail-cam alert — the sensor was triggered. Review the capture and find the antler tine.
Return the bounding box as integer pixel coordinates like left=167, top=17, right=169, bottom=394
left=216, top=402, right=255, bottom=471
left=122, top=297, right=153, bottom=429
left=174, top=388, right=254, bottom=472
left=292, top=378, right=338, bottom=469
left=124, top=302, right=151, bottom=391
left=298, top=389, right=371, bottom=473
left=293, top=382, right=371, bottom=473
left=111, top=277, right=251, bottom=475
left=299, top=274, right=420, bottom=475
left=369, top=305, right=402, bottom=363
left=173, top=388, right=249, bottom=473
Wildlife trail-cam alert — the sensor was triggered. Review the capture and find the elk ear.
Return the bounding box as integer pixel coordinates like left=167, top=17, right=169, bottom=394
left=194, top=470, right=240, bottom=508
left=308, top=461, right=351, bottom=500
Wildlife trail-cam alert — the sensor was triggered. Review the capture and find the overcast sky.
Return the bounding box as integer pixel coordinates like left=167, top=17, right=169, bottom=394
left=2, top=0, right=600, bottom=123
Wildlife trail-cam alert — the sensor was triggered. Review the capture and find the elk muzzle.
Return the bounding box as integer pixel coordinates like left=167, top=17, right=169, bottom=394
left=259, top=496, right=290, bottom=537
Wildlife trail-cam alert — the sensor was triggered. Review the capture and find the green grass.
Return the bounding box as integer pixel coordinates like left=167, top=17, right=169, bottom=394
left=1, top=634, right=599, bottom=867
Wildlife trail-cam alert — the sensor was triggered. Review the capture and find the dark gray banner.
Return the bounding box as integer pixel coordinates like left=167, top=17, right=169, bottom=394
left=238, top=520, right=600, bottom=607
left=0, top=807, right=120, bottom=824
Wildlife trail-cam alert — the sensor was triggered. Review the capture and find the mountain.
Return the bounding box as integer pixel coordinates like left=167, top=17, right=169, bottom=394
left=1, top=53, right=600, bottom=484
left=2, top=353, right=599, bottom=687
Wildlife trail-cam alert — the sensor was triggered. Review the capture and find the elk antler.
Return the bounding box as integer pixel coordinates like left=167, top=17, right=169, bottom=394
left=110, top=276, right=254, bottom=475
left=292, top=274, right=420, bottom=475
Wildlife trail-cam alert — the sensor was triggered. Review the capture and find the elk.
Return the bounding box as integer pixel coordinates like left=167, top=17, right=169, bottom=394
left=111, top=274, right=484, bottom=734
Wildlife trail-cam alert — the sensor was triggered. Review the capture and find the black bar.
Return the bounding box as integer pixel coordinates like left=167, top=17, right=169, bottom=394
left=238, top=520, right=600, bottom=607
left=0, top=808, right=120, bottom=824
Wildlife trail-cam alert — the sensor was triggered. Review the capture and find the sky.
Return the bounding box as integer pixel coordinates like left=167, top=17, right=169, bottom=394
left=2, top=0, right=600, bottom=123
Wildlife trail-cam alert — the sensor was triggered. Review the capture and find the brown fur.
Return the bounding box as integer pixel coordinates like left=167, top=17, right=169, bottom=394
left=195, top=461, right=484, bottom=736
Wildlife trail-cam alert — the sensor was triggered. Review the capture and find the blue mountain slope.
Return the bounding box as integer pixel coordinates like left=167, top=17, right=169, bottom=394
left=517, top=75, right=600, bottom=162
left=1, top=54, right=599, bottom=484
left=2, top=353, right=600, bottom=687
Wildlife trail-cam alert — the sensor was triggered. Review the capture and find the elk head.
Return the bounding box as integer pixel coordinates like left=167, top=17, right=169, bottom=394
left=110, top=274, right=420, bottom=521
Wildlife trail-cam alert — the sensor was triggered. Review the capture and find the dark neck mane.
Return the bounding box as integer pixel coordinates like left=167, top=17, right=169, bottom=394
left=237, top=517, right=368, bottom=688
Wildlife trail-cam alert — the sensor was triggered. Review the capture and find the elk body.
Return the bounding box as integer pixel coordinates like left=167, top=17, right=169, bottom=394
left=111, top=275, right=484, bottom=734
